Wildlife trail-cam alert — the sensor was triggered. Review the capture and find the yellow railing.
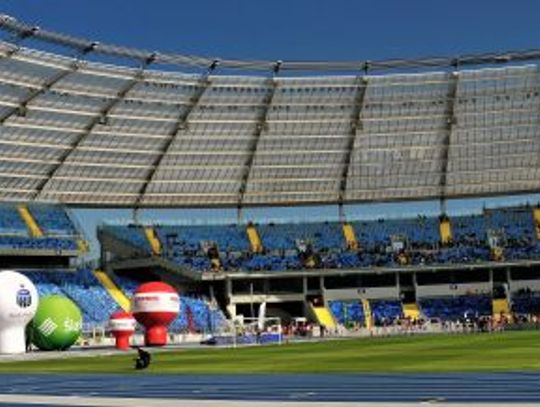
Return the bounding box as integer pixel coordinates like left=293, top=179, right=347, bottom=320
left=144, top=226, right=161, bottom=255
left=311, top=305, right=337, bottom=330
left=18, top=205, right=43, bottom=237
left=402, top=302, right=421, bottom=320
left=534, top=209, right=540, bottom=239
left=361, top=299, right=373, bottom=329
left=439, top=218, right=452, bottom=244
left=246, top=224, right=263, bottom=253
left=343, top=223, right=358, bottom=249
left=493, top=298, right=511, bottom=322
left=94, top=270, right=131, bottom=312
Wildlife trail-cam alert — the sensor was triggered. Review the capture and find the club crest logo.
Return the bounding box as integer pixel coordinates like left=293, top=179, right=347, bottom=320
left=16, top=288, right=32, bottom=308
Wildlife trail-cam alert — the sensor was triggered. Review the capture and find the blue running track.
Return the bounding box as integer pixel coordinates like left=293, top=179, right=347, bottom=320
left=0, top=373, right=540, bottom=403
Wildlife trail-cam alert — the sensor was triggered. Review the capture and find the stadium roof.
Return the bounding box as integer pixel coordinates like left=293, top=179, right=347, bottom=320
left=0, top=14, right=540, bottom=208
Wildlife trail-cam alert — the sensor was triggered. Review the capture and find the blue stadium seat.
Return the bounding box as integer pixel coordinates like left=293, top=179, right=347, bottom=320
left=0, top=204, right=79, bottom=253
left=29, top=205, right=77, bottom=236
left=101, top=206, right=540, bottom=273
left=329, top=300, right=365, bottom=325
left=419, top=295, right=492, bottom=320
left=370, top=299, right=402, bottom=325
left=0, top=204, right=27, bottom=235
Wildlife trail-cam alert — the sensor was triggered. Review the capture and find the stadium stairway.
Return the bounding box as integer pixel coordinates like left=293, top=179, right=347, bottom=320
left=18, top=205, right=43, bottom=237
left=94, top=270, right=131, bottom=312
left=310, top=304, right=337, bottom=330
left=403, top=302, right=421, bottom=320
left=439, top=217, right=452, bottom=244
left=361, top=299, right=373, bottom=329
left=246, top=224, right=263, bottom=253
left=144, top=226, right=161, bottom=255
left=493, top=298, right=511, bottom=322
left=534, top=208, right=540, bottom=239
left=343, top=222, right=358, bottom=249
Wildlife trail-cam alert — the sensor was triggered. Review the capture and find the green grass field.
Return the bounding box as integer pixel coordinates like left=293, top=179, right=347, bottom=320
left=2, top=331, right=540, bottom=374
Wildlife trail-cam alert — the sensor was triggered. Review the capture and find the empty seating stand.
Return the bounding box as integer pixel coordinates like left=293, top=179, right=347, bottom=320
left=329, top=300, right=365, bottom=326
left=419, top=295, right=492, bottom=321
left=0, top=204, right=81, bottom=254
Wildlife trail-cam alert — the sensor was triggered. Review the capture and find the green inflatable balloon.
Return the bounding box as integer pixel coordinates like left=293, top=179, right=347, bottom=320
left=30, top=295, right=82, bottom=351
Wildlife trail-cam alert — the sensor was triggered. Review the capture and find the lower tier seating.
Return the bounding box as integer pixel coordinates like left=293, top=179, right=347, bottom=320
left=330, top=299, right=402, bottom=327
left=419, top=295, right=492, bottom=321
left=329, top=300, right=365, bottom=326
left=23, top=270, right=227, bottom=333
left=370, top=300, right=403, bottom=325
left=511, top=292, right=540, bottom=315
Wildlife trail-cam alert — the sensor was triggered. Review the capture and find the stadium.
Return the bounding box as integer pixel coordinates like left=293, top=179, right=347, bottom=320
left=1, top=6, right=540, bottom=406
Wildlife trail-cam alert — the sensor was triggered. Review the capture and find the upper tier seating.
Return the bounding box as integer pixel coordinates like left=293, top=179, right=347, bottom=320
left=451, top=215, right=487, bottom=245
left=353, top=217, right=440, bottom=250
left=29, top=205, right=77, bottom=236
left=159, top=225, right=250, bottom=252
left=100, top=205, right=540, bottom=273
left=0, top=204, right=27, bottom=235
left=258, top=222, right=344, bottom=251
left=0, top=204, right=81, bottom=253
left=104, top=225, right=151, bottom=253
left=0, top=236, right=78, bottom=251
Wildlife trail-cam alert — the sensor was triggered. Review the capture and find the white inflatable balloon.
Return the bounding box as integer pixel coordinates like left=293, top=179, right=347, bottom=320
left=0, top=271, right=38, bottom=354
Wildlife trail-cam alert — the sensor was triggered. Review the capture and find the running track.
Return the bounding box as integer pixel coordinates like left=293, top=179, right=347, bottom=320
left=0, top=373, right=540, bottom=404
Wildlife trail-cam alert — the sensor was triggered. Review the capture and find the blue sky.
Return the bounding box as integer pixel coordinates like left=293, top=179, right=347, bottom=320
left=4, top=0, right=540, bottom=64
left=2, top=0, right=540, bottom=258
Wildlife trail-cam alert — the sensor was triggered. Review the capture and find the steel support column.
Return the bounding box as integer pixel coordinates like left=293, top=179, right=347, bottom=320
left=439, top=71, right=459, bottom=214
left=237, top=65, right=279, bottom=210
left=134, top=63, right=216, bottom=207
left=32, top=53, right=156, bottom=200
left=0, top=43, right=97, bottom=124
left=338, top=75, right=368, bottom=220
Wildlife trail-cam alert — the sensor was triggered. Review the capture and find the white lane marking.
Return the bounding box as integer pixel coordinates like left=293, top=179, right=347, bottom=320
left=0, top=394, right=539, bottom=407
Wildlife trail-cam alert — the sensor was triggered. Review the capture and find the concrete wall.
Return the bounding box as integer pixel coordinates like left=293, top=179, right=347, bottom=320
left=324, top=286, right=399, bottom=301
left=229, top=293, right=304, bottom=304
left=509, top=279, right=540, bottom=293
left=416, top=282, right=491, bottom=298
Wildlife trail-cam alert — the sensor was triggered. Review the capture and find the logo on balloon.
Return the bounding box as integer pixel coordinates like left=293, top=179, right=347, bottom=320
left=16, top=288, right=32, bottom=308
left=38, top=317, right=58, bottom=337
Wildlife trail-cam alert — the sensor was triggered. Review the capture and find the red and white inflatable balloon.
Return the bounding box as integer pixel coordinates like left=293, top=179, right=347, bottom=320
left=131, top=282, right=179, bottom=346
left=109, top=310, right=136, bottom=350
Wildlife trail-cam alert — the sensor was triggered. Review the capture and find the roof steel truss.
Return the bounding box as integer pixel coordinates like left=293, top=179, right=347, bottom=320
left=0, top=19, right=539, bottom=207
